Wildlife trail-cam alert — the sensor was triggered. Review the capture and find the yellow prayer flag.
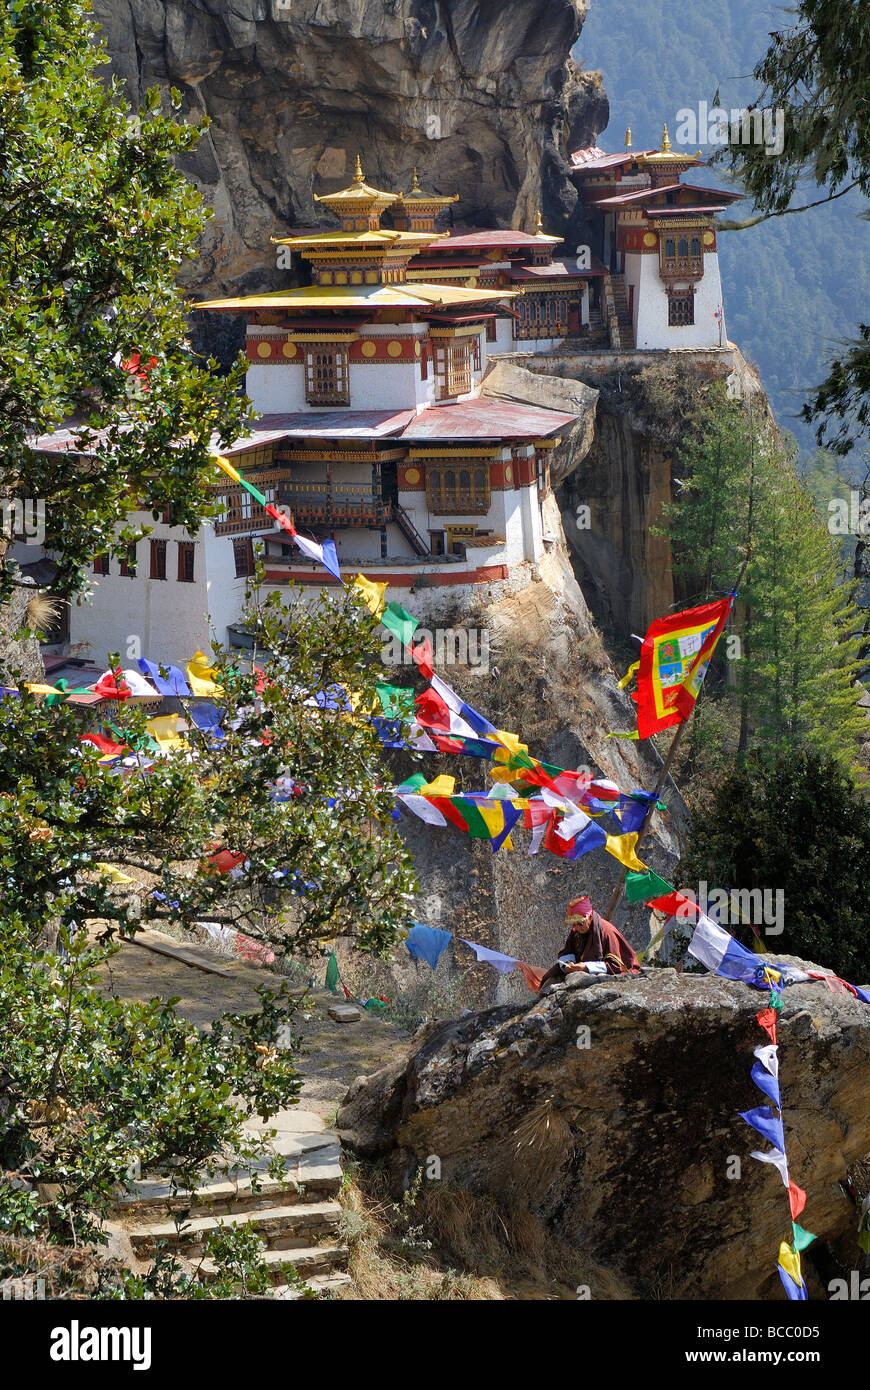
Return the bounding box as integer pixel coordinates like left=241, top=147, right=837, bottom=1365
left=145, top=714, right=186, bottom=751
left=494, top=729, right=527, bottom=755
left=777, top=1243, right=803, bottom=1288
left=419, top=774, right=456, bottom=797
left=213, top=454, right=242, bottom=485
left=352, top=574, right=388, bottom=618
left=186, top=651, right=223, bottom=697
left=95, top=863, right=136, bottom=885
left=604, top=832, right=648, bottom=873
left=24, top=683, right=62, bottom=696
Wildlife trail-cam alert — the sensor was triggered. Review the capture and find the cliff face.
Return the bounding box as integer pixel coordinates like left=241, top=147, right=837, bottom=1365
left=94, top=0, right=607, bottom=295
left=338, top=958, right=870, bottom=1300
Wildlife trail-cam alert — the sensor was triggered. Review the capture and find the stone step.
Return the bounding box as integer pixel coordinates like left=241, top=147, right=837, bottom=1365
left=117, top=1140, right=342, bottom=1222
left=274, top=1272, right=352, bottom=1300
left=128, top=1199, right=342, bottom=1258
left=198, top=1242, right=348, bottom=1286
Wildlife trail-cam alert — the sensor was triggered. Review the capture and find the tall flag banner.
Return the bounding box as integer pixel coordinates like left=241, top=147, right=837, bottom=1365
left=622, top=595, right=734, bottom=739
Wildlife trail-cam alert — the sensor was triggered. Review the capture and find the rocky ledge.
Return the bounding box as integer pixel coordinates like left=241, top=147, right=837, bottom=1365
left=338, top=958, right=870, bottom=1299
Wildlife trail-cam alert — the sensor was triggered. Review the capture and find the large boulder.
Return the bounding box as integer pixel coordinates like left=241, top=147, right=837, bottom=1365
left=338, top=959, right=870, bottom=1299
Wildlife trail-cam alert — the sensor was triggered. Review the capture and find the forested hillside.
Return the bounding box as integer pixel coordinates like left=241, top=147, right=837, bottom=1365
left=577, top=0, right=870, bottom=478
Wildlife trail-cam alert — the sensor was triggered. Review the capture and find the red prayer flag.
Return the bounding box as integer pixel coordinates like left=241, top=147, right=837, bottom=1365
left=788, top=1181, right=807, bottom=1221
left=633, top=596, right=734, bottom=739
left=517, top=962, right=545, bottom=993
left=265, top=502, right=297, bottom=537
left=93, top=668, right=131, bottom=701
left=756, top=1008, right=778, bottom=1044
left=410, top=635, right=434, bottom=681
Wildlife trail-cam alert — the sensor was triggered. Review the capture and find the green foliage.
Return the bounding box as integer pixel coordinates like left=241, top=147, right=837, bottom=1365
left=661, top=385, right=866, bottom=768
left=0, top=922, right=303, bottom=1250
left=0, top=0, right=251, bottom=599
left=0, top=582, right=416, bottom=956
left=679, top=749, right=870, bottom=979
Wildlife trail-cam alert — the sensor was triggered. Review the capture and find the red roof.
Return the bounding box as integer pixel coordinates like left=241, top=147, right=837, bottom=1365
left=591, top=182, right=742, bottom=209
left=570, top=148, right=655, bottom=170
left=441, top=229, right=562, bottom=249
left=508, top=257, right=607, bottom=280
left=400, top=399, right=576, bottom=442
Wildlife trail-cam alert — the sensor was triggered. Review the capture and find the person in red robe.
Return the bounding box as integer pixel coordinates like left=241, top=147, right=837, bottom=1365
left=538, top=895, right=640, bottom=990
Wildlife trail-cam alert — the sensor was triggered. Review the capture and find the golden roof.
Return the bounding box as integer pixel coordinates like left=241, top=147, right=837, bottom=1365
left=393, top=168, right=460, bottom=208
left=642, top=125, right=702, bottom=166
left=196, top=284, right=515, bottom=312
left=313, top=155, right=397, bottom=212
left=271, top=228, right=445, bottom=250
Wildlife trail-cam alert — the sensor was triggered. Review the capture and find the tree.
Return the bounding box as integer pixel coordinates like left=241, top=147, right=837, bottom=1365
left=662, top=385, right=867, bottom=769
left=716, top=0, right=870, bottom=453
left=679, top=749, right=870, bottom=981
left=0, top=581, right=416, bottom=1288
left=0, top=0, right=250, bottom=603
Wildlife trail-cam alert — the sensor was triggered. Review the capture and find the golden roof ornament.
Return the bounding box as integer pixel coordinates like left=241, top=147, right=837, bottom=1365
left=353, top=154, right=365, bottom=184
left=661, top=124, right=671, bottom=153
left=624, top=126, right=632, bottom=149
left=535, top=208, right=544, bottom=235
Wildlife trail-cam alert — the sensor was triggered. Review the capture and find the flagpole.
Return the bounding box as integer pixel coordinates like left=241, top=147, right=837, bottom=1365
left=603, top=717, right=688, bottom=921
left=603, top=556, right=750, bottom=924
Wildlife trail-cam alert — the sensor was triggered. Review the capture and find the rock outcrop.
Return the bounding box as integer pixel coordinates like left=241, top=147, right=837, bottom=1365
left=338, top=959, right=870, bottom=1299
left=94, top=0, right=607, bottom=298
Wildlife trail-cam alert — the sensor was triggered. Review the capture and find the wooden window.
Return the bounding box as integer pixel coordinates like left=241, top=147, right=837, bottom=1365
left=514, top=294, right=569, bottom=340
left=432, top=337, right=479, bottom=400
left=119, top=542, right=137, bottom=578
left=177, top=541, right=195, bottom=583
left=304, top=345, right=350, bottom=406
left=668, top=293, right=695, bottom=327
left=93, top=553, right=110, bottom=576
left=428, top=529, right=445, bottom=556
left=665, top=238, right=675, bottom=258
left=677, top=236, right=689, bottom=258
left=486, top=318, right=497, bottom=342
left=233, top=538, right=254, bottom=578
left=690, top=236, right=701, bottom=257
left=425, top=463, right=490, bottom=515
left=150, top=538, right=167, bottom=580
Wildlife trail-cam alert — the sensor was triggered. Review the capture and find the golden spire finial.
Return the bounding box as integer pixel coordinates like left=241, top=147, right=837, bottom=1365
left=535, top=208, right=544, bottom=235
left=660, top=124, right=671, bottom=153
left=624, top=126, right=632, bottom=149
left=411, top=166, right=421, bottom=193
left=354, top=154, right=365, bottom=184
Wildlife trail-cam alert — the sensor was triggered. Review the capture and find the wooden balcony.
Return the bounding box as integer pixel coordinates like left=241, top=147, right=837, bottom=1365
left=660, top=256, right=703, bottom=280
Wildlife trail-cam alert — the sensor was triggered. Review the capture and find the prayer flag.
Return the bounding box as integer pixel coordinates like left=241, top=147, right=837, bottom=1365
left=376, top=684, right=416, bottom=719
left=186, top=651, right=223, bottom=697
left=630, top=596, right=734, bottom=739
left=380, top=601, right=419, bottom=649
left=138, top=658, right=191, bottom=697
left=788, top=1181, right=806, bottom=1221
left=406, top=923, right=453, bottom=971
left=625, top=869, right=673, bottom=904
left=325, top=952, right=340, bottom=994
left=353, top=574, right=388, bottom=617
left=739, top=1105, right=785, bottom=1152
left=458, top=939, right=520, bottom=974
left=776, top=1244, right=807, bottom=1301
left=604, top=832, right=647, bottom=872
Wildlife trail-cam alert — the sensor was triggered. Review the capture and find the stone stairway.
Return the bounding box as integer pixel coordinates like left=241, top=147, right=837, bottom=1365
left=113, top=1108, right=350, bottom=1299
left=609, top=273, right=636, bottom=348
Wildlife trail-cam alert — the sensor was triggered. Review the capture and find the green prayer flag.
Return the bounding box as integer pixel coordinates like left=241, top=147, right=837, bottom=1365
left=607, top=731, right=641, bottom=740
left=792, top=1223, right=816, bottom=1252
left=397, top=773, right=427, bottom=793
left=376, top=683, right=416, bottom=718
left=625, top=869, right=673, bottom=904
left=453, top=798, right=492, bottom=840
left=380, top=602, right=418, bottom=649
left=324, top=952, right=340, bottom=994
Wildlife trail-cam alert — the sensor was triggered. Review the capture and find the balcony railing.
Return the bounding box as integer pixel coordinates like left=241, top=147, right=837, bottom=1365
left=660, top=256, right=703, bottom=279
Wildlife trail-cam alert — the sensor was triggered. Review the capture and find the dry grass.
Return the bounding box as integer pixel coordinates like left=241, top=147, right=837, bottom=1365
left=336, top=1162, right=635, bottom=1302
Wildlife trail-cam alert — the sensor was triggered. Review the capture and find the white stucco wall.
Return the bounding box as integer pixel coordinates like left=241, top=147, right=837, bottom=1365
left=629, top=251, right=726, bottom=350
left=68, top=514, right=214, bottom=668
